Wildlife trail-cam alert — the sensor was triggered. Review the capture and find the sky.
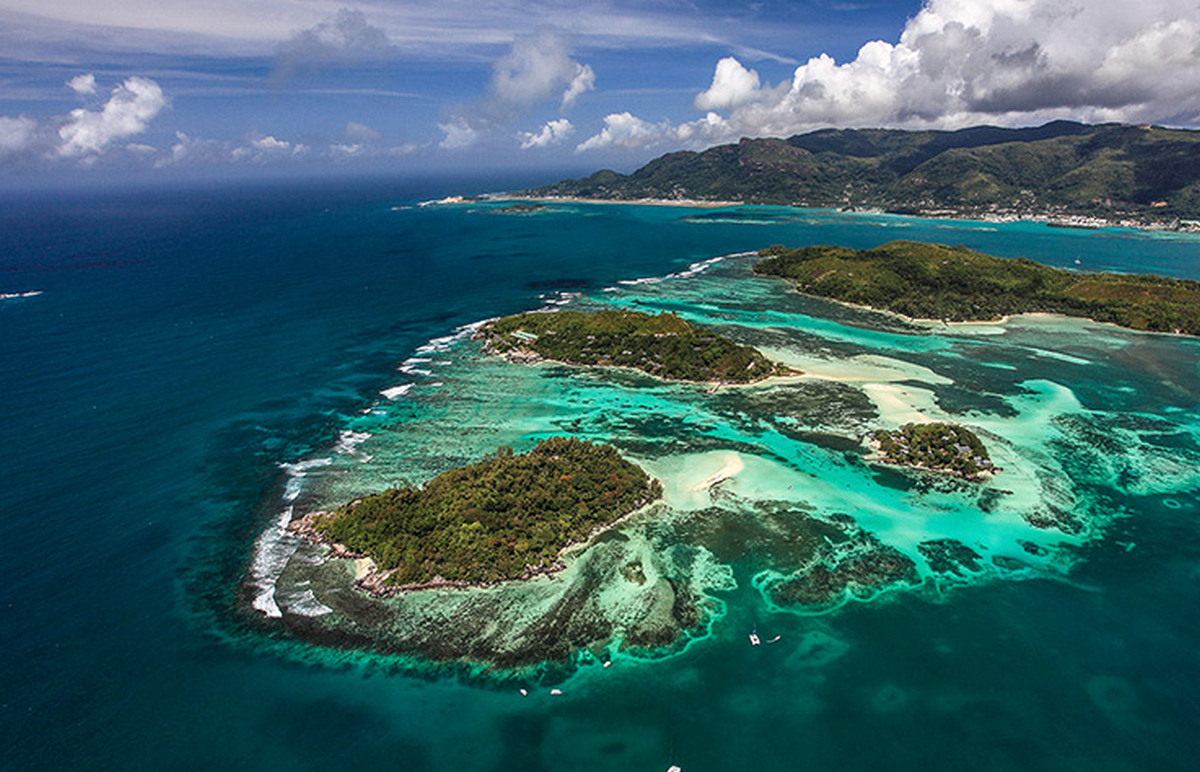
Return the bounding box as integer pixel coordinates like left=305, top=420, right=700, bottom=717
left=1, top=0, right=1199, bottom=183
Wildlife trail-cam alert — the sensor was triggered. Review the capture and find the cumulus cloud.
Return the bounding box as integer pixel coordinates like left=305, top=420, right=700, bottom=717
left=519, top=118, right=574, bottom=149
left=609, top=0, right=1200, bottom=152
left=251, top=135, right=291, bottom=152
left=58, top=76, right=166, bottom=157
left=0, top=75, right=168, bottom=164
left=576, top=113, right=671, bottom=152
left=438, top=117, right=479, bottom=150
left=156, top=131, right=314, bottom=167
left=487, top=29, right=595, bottom=117
left=157, top=131, right=228, bottom=168
left=0, top=115, right=38, bottom=160
left=439, top=28, right=595, bottom=149
left=694, top=57, right=764, bottom=111
left=560, top=63, right=596, bottom=110
left=66, top=73, right=97, bottom=97
left=696, top=0, right=1200, bottom=138
left=274, top=8, right=396, bottom=80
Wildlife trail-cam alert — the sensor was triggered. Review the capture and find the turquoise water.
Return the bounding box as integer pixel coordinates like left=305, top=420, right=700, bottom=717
left=2, top=181, right=1199, bottom=770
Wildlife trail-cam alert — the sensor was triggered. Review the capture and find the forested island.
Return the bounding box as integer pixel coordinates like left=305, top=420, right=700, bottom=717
left=296, top=437, right=661, bottom=591
left=754, top=240, right=1200, bottom=334
left=533, top=121, right=1200, bottom=225
left=478, top=308, right=786, bottom=382
left=871, top=423, right=995, bottom=480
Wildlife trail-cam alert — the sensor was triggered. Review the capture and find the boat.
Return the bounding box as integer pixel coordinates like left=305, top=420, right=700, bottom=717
left=767, top=635, right=782, bottom=644
left=549, top=688, right=563, bottom=696
left=749, top=631, right=761, bottom=646
left=667, top=766, right=682, bottom=772
left=519, top=688, right=528, bottom=696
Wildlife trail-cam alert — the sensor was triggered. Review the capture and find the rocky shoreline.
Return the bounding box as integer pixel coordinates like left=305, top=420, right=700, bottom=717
left=286, top=489, right=662, bottom=599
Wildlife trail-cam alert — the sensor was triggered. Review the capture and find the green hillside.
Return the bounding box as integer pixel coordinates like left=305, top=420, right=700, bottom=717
left=313, top=437, right=661, bottom=586
left=535, top=122, right=1200, bottom=220
left=479, top=308, right=784, bottom=383
left=755, top=240, right=1200, bottom=334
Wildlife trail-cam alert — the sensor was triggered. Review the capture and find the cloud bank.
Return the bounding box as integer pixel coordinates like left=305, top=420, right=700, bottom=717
left=58, top=76, right=167, bottom=157
left=0, top=75, right=167, bottom=162
left=440, top=28, right=594, bottom=149
left=273, top=8, right=396, bottom=80
left=580, top=0, right=1200, bottom=151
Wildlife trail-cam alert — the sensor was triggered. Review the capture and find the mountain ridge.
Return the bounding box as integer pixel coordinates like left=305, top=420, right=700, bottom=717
left=533, top=121, right=1200, bottom=222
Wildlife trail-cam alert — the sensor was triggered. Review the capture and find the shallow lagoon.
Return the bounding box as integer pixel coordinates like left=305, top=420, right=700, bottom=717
left=260, top=237, right=1200, bottom=682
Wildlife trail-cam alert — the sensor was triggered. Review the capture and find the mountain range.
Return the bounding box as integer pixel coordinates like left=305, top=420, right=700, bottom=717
left=535, top=121, right=1200, bottom=220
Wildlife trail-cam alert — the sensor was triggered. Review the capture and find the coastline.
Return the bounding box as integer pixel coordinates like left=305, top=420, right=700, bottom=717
left=475, top=330, right=796, bottom=387
left=862, top=435, right=999, bottom=483
left=285, top=484, right=664, bottom=599
left=478, top=192, right=1200, bottom=235
left=487, top=193, right=744, bottom=209
left=770, top=282, right=1198, bottom=339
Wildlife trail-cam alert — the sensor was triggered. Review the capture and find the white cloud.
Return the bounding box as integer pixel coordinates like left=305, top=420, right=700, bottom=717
left=439, top=28, right=595, bottom=150
left=66, top=73, right=97, bottom=97
left=0, top=115, right=38, bottom=159
left=157, top=131, right=223, bottom=167
left=344, top=121, right=381, bottom=143
left=487, top=29, right=594, bottom=117
left=251, top=135, right=290, bottom=152
left=57, top=76, right=166, bottom=157
left=576, top=112, right=670, bottom=152
left=274, top=8, right=395, bottom=80
left=437, top=117, right=479, bottom=150
left=681, top=0, right=1200, bottom=142
left=560, top=64, right=595, bottom=110
left=519, top=118, right=574, bottom=149
left=386, top=142, right=420, bottom=157
left=694, top=57, right=763, bottom=111
left=0, top=0, right=778, bottom=60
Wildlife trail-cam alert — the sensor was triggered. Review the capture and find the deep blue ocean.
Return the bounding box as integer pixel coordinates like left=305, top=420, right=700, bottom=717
left=2, top=173, right=1199, bottom=771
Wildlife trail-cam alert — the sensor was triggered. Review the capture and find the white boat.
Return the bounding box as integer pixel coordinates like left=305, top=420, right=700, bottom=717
left=667, top=766, right=682, bottom=772
left=749, top=631, right=761, bottom=646
left=519, top=688, right=528, bottom=697
left=549, top=688, right=563, bottom=696
left=767, top=635, right=782, bottom=644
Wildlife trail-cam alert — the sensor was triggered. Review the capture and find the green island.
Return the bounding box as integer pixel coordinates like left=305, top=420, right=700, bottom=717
left=478, top=308, right=787, bottom=382
left=300, top=437, right=661, bottom=589
left=754, top=240, right=1200, bottom=334
left=871, top=422, right=995, bottom=480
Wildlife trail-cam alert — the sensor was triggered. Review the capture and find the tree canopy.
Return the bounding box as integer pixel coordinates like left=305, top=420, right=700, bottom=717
left=479, top=308, right=783, bottom=382
left=755, top=240, right=1200, bottom=334
left=313, top=437, right=661, bottom=586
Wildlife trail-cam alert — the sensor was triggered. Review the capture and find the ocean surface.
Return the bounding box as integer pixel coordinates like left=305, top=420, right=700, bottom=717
left=2, top=174, right=1199, bottom=771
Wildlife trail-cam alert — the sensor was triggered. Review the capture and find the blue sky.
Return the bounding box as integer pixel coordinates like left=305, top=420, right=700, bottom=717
left=1, top=0, right=1198, bottom=182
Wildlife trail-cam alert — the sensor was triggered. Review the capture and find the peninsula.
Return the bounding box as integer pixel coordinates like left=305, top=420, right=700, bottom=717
left=754, top=240, right=1200, bottom=334
left=478, top=308, right=787, bottom=382
left=296, top=437, right=661, bottom=591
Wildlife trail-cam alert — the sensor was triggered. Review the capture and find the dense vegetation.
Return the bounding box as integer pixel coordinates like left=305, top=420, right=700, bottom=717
left=872, top=423, right=994, bottom=480
left=314, top=437, right=661, bottom=585
left=534, top=121, right=1200, bottom=220
left=479, top=308, right=783, bottom=382
left=755, top=240, right=1200, bottom=334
